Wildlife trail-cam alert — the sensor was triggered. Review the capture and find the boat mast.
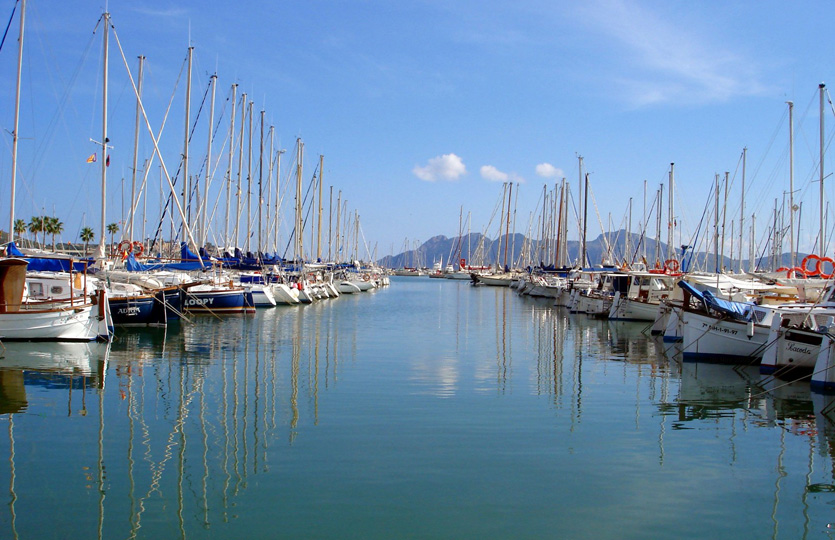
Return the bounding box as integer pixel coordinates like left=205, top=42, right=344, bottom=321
left=328, top=185, right=333, bottom=261
left=274, top=147, right=284, bottom=253
left=8, top=0, right=25, bottom=242
left=224, top=84, right=237, bottom=250
left=667, top=163, right=674, bottom=262
left=336, top=190, right=341, bottom=263
left=720, top=171, right=728, bottom=270
left=128, top=55, right=144, bottom=243
left=233, top=92, right=246, bottom=249
left=266, top=125, right=274, bottom=252
left=503, top=182, right=512, bottom=271
left=246, top=100, right=253, bottom=253
left=821, top=83, right=826, bottom=253
left=295, top=139, right=303, bottom=261
left=582, top=172, right=589, bottom=268
left=714, top=174, right=720, bottom=273
left=655, top=184, right=662, bottom=267
left=577, top=155, right=583, bottom=265
left=555, top=180, right=564, bottom=267
left=258, top=109, right=264, bottom=256
left=788, top=100, right=795, bottom=268
left=97, top=11, right=110, bottom=259
left=739, top=147, right=746, bottom=273
left=202, top=73, right=216, bottom=249
left=317, top=154, right=324, bottom=261
left=182, top=46, right=193, bottom=241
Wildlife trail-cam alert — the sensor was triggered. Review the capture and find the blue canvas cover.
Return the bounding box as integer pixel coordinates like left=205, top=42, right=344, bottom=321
left=701, top=290, right=750, bottom=321
left=125, top=252, right=206, bottom=272
left=2, top=241, right=91, bottom=272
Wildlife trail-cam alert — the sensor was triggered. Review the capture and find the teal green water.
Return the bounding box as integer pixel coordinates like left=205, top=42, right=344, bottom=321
left=1, top=277, right=834, bottom=539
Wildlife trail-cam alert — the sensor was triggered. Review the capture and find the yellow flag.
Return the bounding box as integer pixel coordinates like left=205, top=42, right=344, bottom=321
left=86, top=153, right=97, bottom=163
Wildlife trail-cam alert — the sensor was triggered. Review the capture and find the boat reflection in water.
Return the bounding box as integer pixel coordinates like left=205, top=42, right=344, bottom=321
left=0, top=341, right=108, bottom=413
left=4, top=282, right=835, bottom=538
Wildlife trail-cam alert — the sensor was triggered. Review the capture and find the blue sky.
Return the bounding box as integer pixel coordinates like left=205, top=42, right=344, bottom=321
left=1, top=0, right=834, bottom=261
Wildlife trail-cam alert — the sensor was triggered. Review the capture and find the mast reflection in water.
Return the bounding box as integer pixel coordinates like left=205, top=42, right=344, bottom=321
left=1, top=278, right=835, bottom=539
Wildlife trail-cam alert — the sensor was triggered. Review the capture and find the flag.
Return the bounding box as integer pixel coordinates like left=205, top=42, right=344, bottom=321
left=86, top=153, right=97, bottom=163
left=106, top=154, right=110, bottom=167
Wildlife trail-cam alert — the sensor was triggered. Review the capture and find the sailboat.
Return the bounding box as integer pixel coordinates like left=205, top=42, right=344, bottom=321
left=0, top=3, right=112, bottom=342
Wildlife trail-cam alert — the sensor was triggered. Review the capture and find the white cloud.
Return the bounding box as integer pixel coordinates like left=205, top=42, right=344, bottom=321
left=535, top=163, right=563, bottom=178
left=413, top=153, right=466, bottom=182
left=480, top=165, right=525, bottom=184
left=480, top=165, right=508, bottom=182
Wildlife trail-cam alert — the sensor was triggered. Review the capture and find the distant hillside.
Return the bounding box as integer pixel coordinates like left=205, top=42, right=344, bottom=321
left=378, top=229, right=808, bottom=272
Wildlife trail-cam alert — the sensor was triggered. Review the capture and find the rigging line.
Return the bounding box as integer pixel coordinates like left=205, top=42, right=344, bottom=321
left=149, top=56, right=207, bottom=251
left=126, top=60, right=183, bottom=245
left=0, top=0, right=17, bottom=54
left=630, top=191, right=660, bottom=264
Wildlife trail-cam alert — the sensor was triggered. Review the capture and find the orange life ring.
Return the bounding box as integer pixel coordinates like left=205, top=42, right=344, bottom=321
left=775, top=267, right=789, bottom=272
left=802, top=254, right=821, bottom=276
left=132, top=241, right=144, bottom=256
left=816, top=257, right=835, bottom=279
left=118, top=240, right=132, bottom=254
left=663, top=259, right=680, bottom=273
left=787, top=267, right=807, bottom=279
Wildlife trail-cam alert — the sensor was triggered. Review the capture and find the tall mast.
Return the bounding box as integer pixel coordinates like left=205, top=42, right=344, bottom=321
left=821, top=83, right=826, bottom=253
left=642, top=180, right=647, bottom=262
left=328, top=185, right=333, bottom=261
left=8, top=0, right=25, bottom=241
left=626, top=197, right=632, bottom=265
left=788, top=100, right=795, bottom=267
left=233, top=93, right=246, bottom=248
left=266, top=125, right=274, bottom=251
left=245, top=100, right=253, bottom=252
left=720, top=171, right=728, bottom=270
left=274, top=147, right=284, bottom=253
left=317, top=155, right=324, bottom=261
left=182, top=46, right=193, bottom=237
left=655, top=185, right=663, bottom=266
left=667, top=163, right=674, bottom=261
left=295, top=139, right=304, bottom=261
left=258, top=109, right=265, bottom=255
left=555, top=180, right=564, bottom=267
left=224, top=84, right=237, bottom=249
left=577, top=155, right=583, bottom=260
left=503, top=182, right=512, bottom=270
left=202, top=73, right=216, bottom=249
left=336, top=190, right=342, bottom=263
left=714, top=174, right=720, bottom=273
left=128, top=55, right=144, bottom=243
left=582, top=173, right=589, bottom=267
left=98, top=11, right=110, bottom=259
left=739, top=147, right=746, bottom=273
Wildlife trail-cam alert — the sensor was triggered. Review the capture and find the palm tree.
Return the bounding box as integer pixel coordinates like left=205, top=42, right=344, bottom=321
left=13, top=218, right=26, bottom=245
left=80, top=227, right=95, bottom=256
left=28, top=216, right=45, bottom=249
left=106, top=223, right=120, bottom=254
left=47, top=217, right=63, bottom=251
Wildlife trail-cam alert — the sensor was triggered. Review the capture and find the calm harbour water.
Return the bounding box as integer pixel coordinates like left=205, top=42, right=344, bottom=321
left=1, top=276, right=835, bottom=539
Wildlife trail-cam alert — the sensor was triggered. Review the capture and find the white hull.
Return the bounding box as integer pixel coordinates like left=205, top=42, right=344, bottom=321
left=337, top=281, right=361, bottom=294
left=680, top=310, right=769, bottom=363
left=608, top=294, right=660, bottom=321
left=0, top=302, right=109, bottom=341
left=270, top=283, right=300, bottom=305
left=247, top=284, right=277, bottom=307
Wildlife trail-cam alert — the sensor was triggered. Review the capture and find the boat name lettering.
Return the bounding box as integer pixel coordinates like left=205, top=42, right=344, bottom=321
left=185, top=297, right=214, bottom=306
left=701, top=323, right=738, bottom=335
left=117, top=306, right=141, bottom=315
left=787, top=343, right=813, bottom=355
